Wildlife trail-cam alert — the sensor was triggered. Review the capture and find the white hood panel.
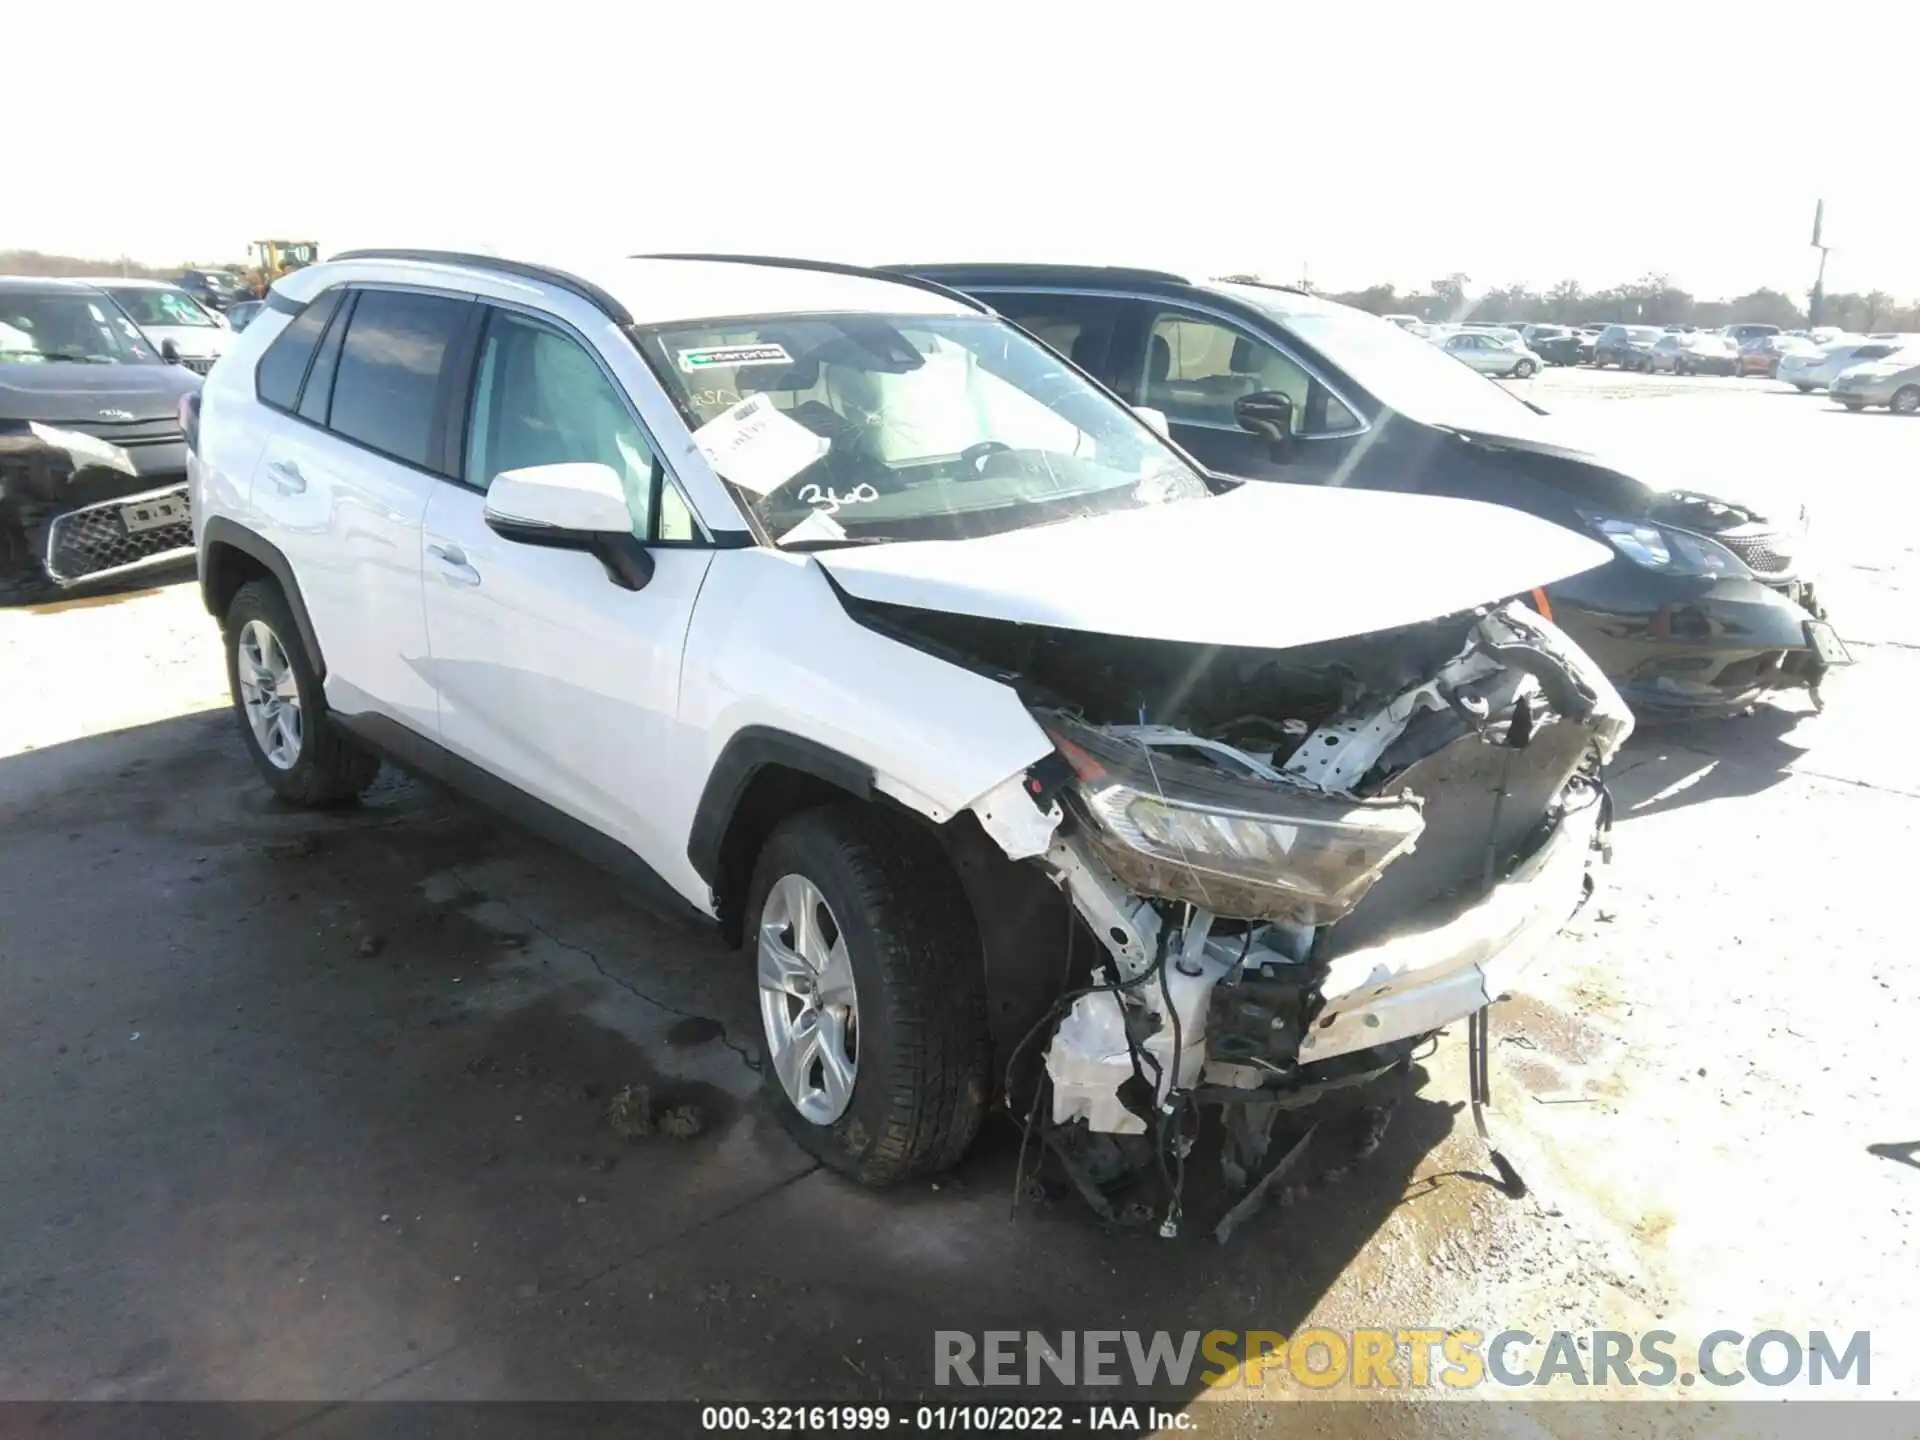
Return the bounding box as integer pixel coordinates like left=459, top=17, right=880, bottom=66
left=816, top=483, right=1612, bottom=651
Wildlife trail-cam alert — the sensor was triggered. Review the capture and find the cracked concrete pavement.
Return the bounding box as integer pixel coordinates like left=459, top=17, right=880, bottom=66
left=1, top=367, right=1915, bottom=1427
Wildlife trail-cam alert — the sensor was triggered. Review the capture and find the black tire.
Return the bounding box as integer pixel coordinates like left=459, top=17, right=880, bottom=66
left=1513, top=358, right=1537, bottom=378
left=1794, top=383, right=1814, bottom=393
left=1840, top=397, right=1866, bottom=411
left=1891, top=385, right=1920, bottom=415
left=223, top=578, right=379, bottom=805
left=745, top=803, right=991, bottom=1186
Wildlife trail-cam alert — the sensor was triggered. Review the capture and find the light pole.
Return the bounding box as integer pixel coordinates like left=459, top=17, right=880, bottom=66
left=1809, top=200, right=1831, bottom=329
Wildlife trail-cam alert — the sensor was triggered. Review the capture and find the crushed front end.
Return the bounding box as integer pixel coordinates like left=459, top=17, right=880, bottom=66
left=0, top=419, right=193, bottom=602
left=996, top=602, right=1627, bottom=1228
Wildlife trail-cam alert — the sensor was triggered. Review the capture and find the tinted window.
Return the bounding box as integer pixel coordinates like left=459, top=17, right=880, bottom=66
left=328, top=290, right=469, bottom=470
left=298, top=293, right=353, bottom=426
left=986, top=293, right=1120, bottom=383
left=465, top=309, right=657, bottom=535
left=255, top=289, right=343, bottom=409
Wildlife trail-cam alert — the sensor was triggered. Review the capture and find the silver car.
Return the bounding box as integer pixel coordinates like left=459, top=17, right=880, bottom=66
left=1829, top=350, right=1920, bottom=413
left=1777, top=338, right=1904, bottom=392
left=1439, top=328, right=1542, bottom=378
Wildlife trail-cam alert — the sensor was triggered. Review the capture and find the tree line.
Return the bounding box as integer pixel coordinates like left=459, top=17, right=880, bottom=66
left=1220, top=271, right=1920, bottom=333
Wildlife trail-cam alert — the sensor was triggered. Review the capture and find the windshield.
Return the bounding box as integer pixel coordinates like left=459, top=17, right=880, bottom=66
left=108, top=287, right=216, bottom=329
left=1219, top=288, right=1541, bottom=432
left=0, top=292, right=160, bottom=364
left=639, top=312, right=1209, bottom=547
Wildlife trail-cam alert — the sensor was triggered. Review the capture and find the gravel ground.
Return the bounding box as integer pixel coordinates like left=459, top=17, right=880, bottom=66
left=1, top=366, right=1915, bottom=1428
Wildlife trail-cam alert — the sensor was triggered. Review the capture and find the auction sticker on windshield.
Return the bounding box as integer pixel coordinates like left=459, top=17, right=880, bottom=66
left=677, top=344, right=793, bottom=373
left=690, top=392, right=830, bottom=496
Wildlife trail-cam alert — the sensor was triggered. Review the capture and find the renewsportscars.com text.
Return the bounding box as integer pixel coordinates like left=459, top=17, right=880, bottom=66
left=934, top=1328, right=1871, bottom=1390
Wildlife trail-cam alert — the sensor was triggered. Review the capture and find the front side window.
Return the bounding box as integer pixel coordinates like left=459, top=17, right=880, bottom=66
left=0, top=292, right=158, bottom=364
left=1143, top=313, right=1360, bottom=435
left=637, top=312, right=1207, bottom=548
left=110, top=288, right=216, bottom=328
left=1222, top=285, right=1544, bottom=434
left=327, top=289, right=469, bottom=471
left=466, top=309, right=659, bottom=537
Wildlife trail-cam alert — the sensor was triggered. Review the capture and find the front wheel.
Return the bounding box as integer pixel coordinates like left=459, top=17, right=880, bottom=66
left=224, top=579, right=380, bottom=805
left=747, top=804, right=991, bottom=1187
left=1794, top=383, right=1815, bottom=393
left=1512, top=358, right=1537, bottom=378
left=1891, top=385, right=1920, bottom=415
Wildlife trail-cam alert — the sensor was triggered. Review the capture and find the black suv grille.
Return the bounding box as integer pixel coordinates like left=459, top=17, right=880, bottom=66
left=1717, top=530, right=1795, bottom=578
left=45, top=487, right=192, bottom=583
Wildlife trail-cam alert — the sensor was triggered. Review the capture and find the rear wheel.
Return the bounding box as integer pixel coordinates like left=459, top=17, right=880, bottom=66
left=1891, top=385, right=1920, bottom=415
left=747, top=804, right=991, bottom=1186
left=224, top=579, right=379, bottom=805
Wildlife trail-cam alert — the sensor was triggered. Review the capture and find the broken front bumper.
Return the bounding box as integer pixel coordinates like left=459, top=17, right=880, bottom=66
left=1550, top=564, right=1845, bottom=718
left=0, top=423, right=192, bottom=595
left=1297, top=780, right=1603, bottom=1067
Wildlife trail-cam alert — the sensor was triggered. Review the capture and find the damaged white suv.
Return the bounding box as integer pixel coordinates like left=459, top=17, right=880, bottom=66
left=188, top=250, right=1630, bottom=1210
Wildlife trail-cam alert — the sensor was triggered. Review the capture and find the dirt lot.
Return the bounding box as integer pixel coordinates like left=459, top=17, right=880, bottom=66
left=2, top=367, right=1916, bottom=1426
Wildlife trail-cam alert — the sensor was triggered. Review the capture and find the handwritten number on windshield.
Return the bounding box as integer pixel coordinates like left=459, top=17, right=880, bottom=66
left=798, top=483, right=879, bottom=514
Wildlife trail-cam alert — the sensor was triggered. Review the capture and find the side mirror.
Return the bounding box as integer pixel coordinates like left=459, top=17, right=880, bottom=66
left=1131, top=405, right=1170, bottom=438
left=483, top=462, right=654, bottom=591
left=160, top=338, right=181, bottom=364
left=1232, top=390, right=1295, bottom=458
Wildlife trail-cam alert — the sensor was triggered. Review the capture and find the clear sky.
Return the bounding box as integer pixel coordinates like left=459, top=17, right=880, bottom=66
left=13, top=0, right=1919, bottom=300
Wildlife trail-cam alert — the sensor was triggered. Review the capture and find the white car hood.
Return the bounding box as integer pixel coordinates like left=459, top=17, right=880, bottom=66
left=815, top=482, right=1611, bottom=651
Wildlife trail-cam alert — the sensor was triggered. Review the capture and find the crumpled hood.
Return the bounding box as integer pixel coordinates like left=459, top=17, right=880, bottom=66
left=0, top=363, right=200, bottom=424
left=815, top=482, right=1611, bottom=651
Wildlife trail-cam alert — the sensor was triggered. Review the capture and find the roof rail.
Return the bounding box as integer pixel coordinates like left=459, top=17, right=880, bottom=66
left=326, top=249, right=633, bottom=324
left=635, top=253, right=990, bottom=314
left=891, top=262, right=1195, bottom=288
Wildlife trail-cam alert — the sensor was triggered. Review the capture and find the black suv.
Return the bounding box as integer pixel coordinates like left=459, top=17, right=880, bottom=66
left=897, top=265, right=1847, bottom=719
left=2, top=278, right=201, bottom=602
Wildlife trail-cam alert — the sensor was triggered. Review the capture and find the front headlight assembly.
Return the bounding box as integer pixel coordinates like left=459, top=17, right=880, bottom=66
left=1580, top=513, right=1750, bottom=577
left=1043, top=714, right=1426, bottom=925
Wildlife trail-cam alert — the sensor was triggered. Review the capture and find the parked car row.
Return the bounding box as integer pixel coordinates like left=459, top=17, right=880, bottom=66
left=0, top=277, right=202, bottom=601
left=182, top=253, right=1852, bottom=1209
left=8, top=249, right=1859, bottom=1227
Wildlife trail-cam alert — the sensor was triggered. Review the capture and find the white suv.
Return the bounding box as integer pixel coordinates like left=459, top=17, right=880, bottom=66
left=189, top=250, right=1630, bottom=1207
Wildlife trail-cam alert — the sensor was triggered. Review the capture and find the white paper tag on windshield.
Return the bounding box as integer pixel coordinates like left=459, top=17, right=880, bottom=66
left=677, top=343, right=793, bottom=373
left=690, top=393, right=829, bottom=496
left=775, top=509, right=847, bottom=546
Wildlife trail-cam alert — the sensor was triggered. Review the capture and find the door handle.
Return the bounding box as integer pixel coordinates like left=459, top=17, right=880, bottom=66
left=426, top=543, right=481, bottom=586
left=264, top=459, right=305, bottom=494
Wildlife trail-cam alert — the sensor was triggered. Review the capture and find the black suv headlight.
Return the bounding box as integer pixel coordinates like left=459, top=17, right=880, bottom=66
left=1579, top=513, right=1751, bottom=577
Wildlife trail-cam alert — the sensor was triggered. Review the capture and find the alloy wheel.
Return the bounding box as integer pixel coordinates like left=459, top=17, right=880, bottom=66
left=237, top=619, right=303, bottom=770
left=1892, top=386, right=1920, bottom=415
left=757, top=873, right=860, bottom=1124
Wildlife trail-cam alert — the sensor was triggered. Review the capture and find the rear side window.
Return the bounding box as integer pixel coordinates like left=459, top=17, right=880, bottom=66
left=327, top=290, right=470, bottom=471
left=297, top=293, right=353, bottom=426
left=255, top=289, right=344, bottom=410
left=988, top=293, right=1120, bottom=383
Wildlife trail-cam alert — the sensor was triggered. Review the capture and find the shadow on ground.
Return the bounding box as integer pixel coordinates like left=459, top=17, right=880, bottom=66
left=0, top=711, right=1458, bottom=1417
left=1607, top=701, right=1811, bottom=819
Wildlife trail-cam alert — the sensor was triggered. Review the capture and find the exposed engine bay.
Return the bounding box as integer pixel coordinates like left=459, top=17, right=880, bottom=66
left=853, top=591, right=1633, bottom=1233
